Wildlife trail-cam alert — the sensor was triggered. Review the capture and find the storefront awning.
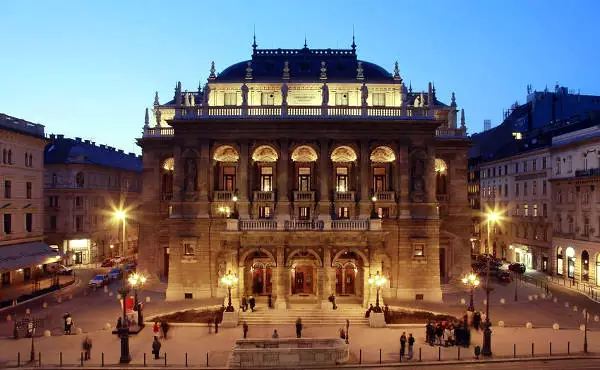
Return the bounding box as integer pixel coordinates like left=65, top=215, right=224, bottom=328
left=0, top=242, right=62, bottom=273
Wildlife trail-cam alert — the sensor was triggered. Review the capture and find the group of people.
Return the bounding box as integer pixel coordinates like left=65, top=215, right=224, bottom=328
left=425, top=318, right=471, bottom=347
left=269, top=318, right=304, bottom=339
left=63, top=312, right=74, bottom=335
left=151, top=321, right=171, bottom=359
left=240, top=296, right=256, bottom=312
left=399, top=332, right=416, bottom=360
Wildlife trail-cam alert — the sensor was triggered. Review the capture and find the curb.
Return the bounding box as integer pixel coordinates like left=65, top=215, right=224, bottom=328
left=0, top=278, right=80, bottom=314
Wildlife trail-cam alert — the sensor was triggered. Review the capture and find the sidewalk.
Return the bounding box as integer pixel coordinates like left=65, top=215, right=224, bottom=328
left=525, top=270, right=600, bottom=303
left=0, top=275, right=75, bottom=305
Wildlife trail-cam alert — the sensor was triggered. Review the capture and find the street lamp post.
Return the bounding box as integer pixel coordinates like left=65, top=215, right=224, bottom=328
left=115, top=210, right=127, bottom=257
left=221, top=270, right=238, bottom=312
left=128, top=273, right=147, bottom=327
left=114, top=209, right=131, bottom=364
left=368, top=271, right=387, bottom=311
left=584, top=310, right=589, bottom=353
left=482, top=211, right=499, bottom=357
left=461, top=273, right=480, bottom=312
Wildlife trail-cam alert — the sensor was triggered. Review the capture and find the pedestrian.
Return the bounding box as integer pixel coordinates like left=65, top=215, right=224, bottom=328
left=435, top=324, right=443, bottom=346
left=160, top=321, right=169, bottom=340
left=384, top=304, right=390, bottom=324
left=268, top=294, right=272, bottom=309
left=214, top=316, right=219, bottom=334
left=82, top=336, right=92, bottom=360
left=65, top=314, right=73, bottom=335
left=152, top=337, right=161, bottom=359
left=400, top=332, right=407, bottom=359
left=407, top=333, right=415, bottom=359
left=153, top=322, right=159, bottom=338
left=444, top=326, right=451, bottom=347
left=339, top=328, right=346, bottom=340
left=473, top=311, right=481, bottom=331
left=295, top=318, right=303, bottom=338
left=241, top=296, right=248, bottom=312
left=242, top=321, right=249, bottom=339
left=249, top=296, right=256, bottom=312
left=272, top=329, right=279, bottom=338
left=117, top=317, right=123, bottom=330
left=365, top=304, right=374, bottom=318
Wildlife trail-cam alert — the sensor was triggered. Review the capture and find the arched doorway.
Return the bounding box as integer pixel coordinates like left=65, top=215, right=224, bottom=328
left=566, top=247, right=575, bottom=279
left=241, top=249, right=275, bottom=296
left=334, top=261, right=358, bottom=296
left=331, top=249, right=368, bottom=299
left=581, top=250, right=590, bottom=281
left=288, top=250, right=321, bottom=296
left=596, top=254, right=600, bottom=286
left=557, top=247, right=564, bottom=275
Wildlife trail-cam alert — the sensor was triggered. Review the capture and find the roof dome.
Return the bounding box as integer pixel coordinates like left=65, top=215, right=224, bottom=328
left=215, top=46, right=393, bottom=83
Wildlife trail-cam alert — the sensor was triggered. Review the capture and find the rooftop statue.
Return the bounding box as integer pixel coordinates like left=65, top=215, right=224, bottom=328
left=321, top=83, right=329, bottom=106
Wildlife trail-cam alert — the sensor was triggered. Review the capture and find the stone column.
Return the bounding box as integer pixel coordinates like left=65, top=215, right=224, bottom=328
left=198, top=139, right=211, bottom=217
left=237, top=265, right=245, bottom=298
left=172, top=146, right=184, bottom=204
left=277, top=139, right=290, bottom=220
left=321, top=247, right=331, bottom=308
left=359, top=140, right=371, bottom=217
left=274, top=247, right=287, bottom=310
left=426, top=144, right=437, bottom=215
left=318, top=139, right=331, bottom=219
left=238, top=140, right=250, bottom=217
left=362, top=266, right=371, bottom=308
left=398, top=144, right=410, bottom=218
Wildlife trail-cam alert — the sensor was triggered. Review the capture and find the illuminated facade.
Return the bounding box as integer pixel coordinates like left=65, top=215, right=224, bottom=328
left=44, top=135, right=142, bottom=264
left=137, top=40, right=471, bottom=305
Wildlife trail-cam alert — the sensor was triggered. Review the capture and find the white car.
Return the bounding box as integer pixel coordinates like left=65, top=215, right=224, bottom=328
left=88, top=274, right=108, bottom=288
left=47, top=263, right=73, bottom=275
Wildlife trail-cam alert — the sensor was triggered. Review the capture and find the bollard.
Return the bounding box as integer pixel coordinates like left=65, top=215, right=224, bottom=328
left=419, top=347, right=422, bottom=361
left=513, top=343, right=516, bottom=358
left=80, top=352, right=84, bottom=367
left=550, top=342, right=552, bottom=356
left=206, top=352, right=209, bottom=367
left=438, top=346, right=441, bottom=361
left=185, top=353, right=188, bottom=367
left=164, top=352, right=167, bottom=367
left=144, top=353, right=146, bottom=367
left=359, top=349, right=362, bottom=364
left=457, top=346, right=460, bottom=360
left=379, top=349, right=382, bottom=364
left=568, top=341, right=570, bottom=354
left=102, top=352, right=104, bottom=367
left=38, top=352, right=41, bottom=367
left=531, top=342, right=534, bottom=357
left=60, top=352, right=63, bottom=366
left=18, top=352, right=20, bottom=367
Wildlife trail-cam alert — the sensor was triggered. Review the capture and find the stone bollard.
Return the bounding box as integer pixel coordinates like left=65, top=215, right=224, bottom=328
left=528, top=295, right=533, bottom=301
left=109, top=292, right=114, bottom=297
left=57, top=297, right=62, bottom=304
left=541, top=294, right=546, bottom=299
left=573, top=306, right=578, bottom=312
left=533, top=294, right=538, bottom=300
left=42, top=302, right=48, bottom=309
left=526, top=322, right=533, bottom=329
left=483, top=299, right=487, bottom=305
left=76, top=327, right=83, bottom=335
left=498, top=321, right=505, bottom=327
left=552, top=323, right=560, bottom=330
left=25, top=309, right=30, bottom=315
left=553, top=297, right=558, bottom=303
left=68, top=294, right=73, bottom=300
left=104, top=286, right=108, bottom=293
left=104, top=323, right=112, bottom=331
left=595, top=315, right=599, bottom=322
left=44, top=330, right=51, bottom=337
left=460, top=298, right=466, bottom=305
left=564, top=302, right=569, bottom=308
left=580, top=324, right=586, bottom=332
left=500, top=298, right=506, bottom=304
left=145, top=296, right=151, bottom=303
left=6, top=315, right=12, bottom=321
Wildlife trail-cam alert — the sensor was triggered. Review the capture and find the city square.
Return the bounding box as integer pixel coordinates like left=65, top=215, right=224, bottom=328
left=1, top=1, right=600, bottom=369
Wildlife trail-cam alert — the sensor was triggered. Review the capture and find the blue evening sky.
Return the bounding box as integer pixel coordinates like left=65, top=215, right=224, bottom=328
left=1, top=0, right=599, bottom=153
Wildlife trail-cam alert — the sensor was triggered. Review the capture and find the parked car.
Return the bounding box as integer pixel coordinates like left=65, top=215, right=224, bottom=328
left=101, top=258, right=115, bottom=267
left=108, top=267, right=122, bottom=280
left=509, top=263, right=526, bottom=274
left=88, top=274, right=108, bottom=288
left=495, top=270, right=511, bottom=283
left=46, top=263, right=73, bottom=275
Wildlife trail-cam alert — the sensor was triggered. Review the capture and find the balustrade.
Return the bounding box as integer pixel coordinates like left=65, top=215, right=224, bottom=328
left=374, top=191, right=395, bottom=202
left=293, top=191, right=315, bottom=202
left=284, top=220, right=324, bottom=231
left=214, top=190, right=236, bottom=202
left=239, top=219, right=277, bottom=231
left=253, top=191, right=275, bottom=202
left=436, top=194, right=449, bottom=203
left=334, top=191, right=355, bottom=202
left=331, top=219, right=369, bottom=231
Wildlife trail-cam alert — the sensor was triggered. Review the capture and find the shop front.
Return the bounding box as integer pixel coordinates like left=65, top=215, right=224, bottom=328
left=513, top=244, right=533, bottom=269
left=64, top=239, right=91, bottom=265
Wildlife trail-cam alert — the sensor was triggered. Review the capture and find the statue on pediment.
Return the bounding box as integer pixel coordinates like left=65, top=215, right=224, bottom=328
left=183, top=157, right=197, bottom=192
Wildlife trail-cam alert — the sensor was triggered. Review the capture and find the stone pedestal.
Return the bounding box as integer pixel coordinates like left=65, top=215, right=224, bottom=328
left=368, top=312, right=386, bottom=328
left=222, top=311, right=239, bottom=328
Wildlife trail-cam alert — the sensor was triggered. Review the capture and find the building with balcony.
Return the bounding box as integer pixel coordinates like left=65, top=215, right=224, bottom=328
left=0, top=114, right=59, bottom=289
left=137, top=40, right=471, bottom=306
left=550, top=114, right=600, bottom=284
left=44, top=135, right=142, bottom=265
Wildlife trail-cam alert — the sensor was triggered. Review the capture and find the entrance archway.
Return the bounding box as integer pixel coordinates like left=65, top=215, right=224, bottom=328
left=582, top=250, right=590, bottom=281
left=331, top=249, right=368, bottom=298
left=288, top=250, right=321, bottom=296
left=241, top=249, right=275, bottom=296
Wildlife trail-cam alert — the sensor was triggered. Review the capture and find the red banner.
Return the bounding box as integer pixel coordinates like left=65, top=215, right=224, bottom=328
left=120, top=296, right=135, bottom=315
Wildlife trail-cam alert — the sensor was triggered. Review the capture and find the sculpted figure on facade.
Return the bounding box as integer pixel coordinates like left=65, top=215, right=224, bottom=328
left=321, top=83, right=329, bottom=106
left=281, top=83, right=289, bottom=106
left=410, top=148, right=427, bottom=202
left=203, top=83, right=211, bottom=106
left=361, top=83, right=369, bottom=107
left=241, top=83, right=249, bottom=106
left=183, top=157, right=197, bottom=192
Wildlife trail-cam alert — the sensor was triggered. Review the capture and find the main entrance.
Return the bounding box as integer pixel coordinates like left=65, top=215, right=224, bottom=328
left=292, top=265, right=314, bottom=294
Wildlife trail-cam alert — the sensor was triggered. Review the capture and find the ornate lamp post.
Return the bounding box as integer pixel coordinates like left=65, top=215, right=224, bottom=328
left=221, top=270, right=239, bottom=312
left=482, top=211, right=500, bottom=357
left=368, top=271, right=387, bottom=311
left=114, top=209, right=131, bottom=364
left=128, top=273, right=147, bottom=327
left=461, top=273, right=480, bottom=312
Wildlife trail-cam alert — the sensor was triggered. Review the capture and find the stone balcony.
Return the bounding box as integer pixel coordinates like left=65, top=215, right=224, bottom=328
left=227, top=218, right=381, bottom=232
left=436, top=194, right=449, bottom=203
left=334, top=191, right=355, bottom=202
left=374, top=191, right=395, bottom=202
left=253, top=191, right=275, bottom=202
left=214, top=190, right=236, bottom=202
left=293, top=190, right=316, bottom=202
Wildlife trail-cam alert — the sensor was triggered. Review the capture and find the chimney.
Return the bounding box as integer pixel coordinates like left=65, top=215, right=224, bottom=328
left=84, top=140, right=91, bottom=144
left=99, top=144, right=106, bottom=149
left=91, top=141, right=96, bottom=146
left=128, top=152, right=136, bottom=156
left=118, top=149, right=124, bottom=154
left=484, top=119, right=491, bottom=131
left=57, top=134, right=64, bottom=139
left=75, top=137, right=82, bottom=142
left=49, top=134, right=56, bottom=139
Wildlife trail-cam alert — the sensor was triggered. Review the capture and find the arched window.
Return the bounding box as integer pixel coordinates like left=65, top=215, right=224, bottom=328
left=566, top=247, right=575, bottom=279
left=24, top=152, right=28, bottom=167
left=29, top=154, right=33, bottom=167
left=2, top=149, right=6, bottom=164
left=161, top=158, right=174, bottom=200
left=52, top=173, right=58, bottom=187
left=75, top=171, right=85, bottom=188
left=582, top=250, right=590, bottom=281
left=435, top=158, right=448, bottom=195
left=7, top=150, right=12, bottom=164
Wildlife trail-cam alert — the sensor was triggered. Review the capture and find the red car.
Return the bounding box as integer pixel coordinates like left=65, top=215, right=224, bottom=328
left=101, top=258, right=115, bottom=267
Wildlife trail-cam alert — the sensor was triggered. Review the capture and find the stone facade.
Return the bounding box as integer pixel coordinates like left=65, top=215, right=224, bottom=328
left=137, top=44, right=471, bottom=306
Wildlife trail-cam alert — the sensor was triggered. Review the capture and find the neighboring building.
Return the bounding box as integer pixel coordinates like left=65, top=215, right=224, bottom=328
left=0, top=113, right=58, bottom=289
left=550, top=113, right=600, bottom=284
left=137, top=40, right=471, bottom=305
left=470, top=87, right=600, bottom=262
left=44, top=135, right=142, bottom=265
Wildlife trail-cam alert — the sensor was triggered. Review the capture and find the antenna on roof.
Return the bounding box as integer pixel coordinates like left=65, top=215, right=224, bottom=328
left=252, top=25, right=257, bottom=53
left=351, top=25, right=356, bottom=53
left=304, top=35, right=308, bottom=49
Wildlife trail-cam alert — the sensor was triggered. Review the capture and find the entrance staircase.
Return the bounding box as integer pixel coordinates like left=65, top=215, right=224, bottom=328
left=238, top=297, right=368, bottom=326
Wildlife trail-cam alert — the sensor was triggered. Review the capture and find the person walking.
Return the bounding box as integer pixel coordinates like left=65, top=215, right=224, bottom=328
left=272, top=329, right=279, bottom=338
left=407, top=333, right=415, bottom=360
left=241, top=296, right=248, bottom=312
left=214, top=316, right=219, bottom=334
left=160, top=321, right=169, bottom=340
left=249, top=296, right=256, bottom=312
left=339, top=328, right=346, bottom=340
left=65, top=314, right=73, bottom=335
left=295, top=318, right=303, bottom=338
left=242, top=321, right=249, bottom=339
left=153, top=322, right=159, bottom=338
left=82, top=336, right=92, bottom=360
left=152, top=337, right=161, bottom=359
left=400, top=332, right=407, bottom=359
